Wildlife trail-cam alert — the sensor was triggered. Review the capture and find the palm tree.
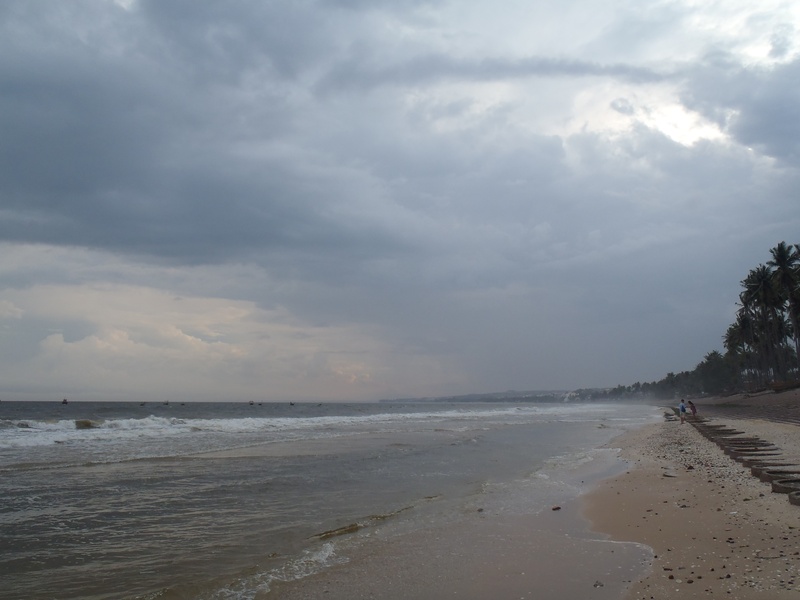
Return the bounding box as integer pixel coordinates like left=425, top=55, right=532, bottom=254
left=768, top=241, right=800, bottom=376
left=724, top=317, right=751, bottom=388
left=740, top=265, right=787, bottom=384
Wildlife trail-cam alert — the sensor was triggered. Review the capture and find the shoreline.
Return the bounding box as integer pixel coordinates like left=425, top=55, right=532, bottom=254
left=267, top=392, right=800, bottom=599
left=584, top=391, right=800, bottom=598
left=268, top=430, right=655, bottom=599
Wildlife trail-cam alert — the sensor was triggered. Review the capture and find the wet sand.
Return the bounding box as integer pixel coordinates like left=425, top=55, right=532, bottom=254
left=272, top=505, right=650, bottom=600
left=270, top=447, right=653, bottom=599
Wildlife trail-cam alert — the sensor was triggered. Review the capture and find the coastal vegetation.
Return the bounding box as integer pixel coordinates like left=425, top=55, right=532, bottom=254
left=592, top=242, right=800, bottom=401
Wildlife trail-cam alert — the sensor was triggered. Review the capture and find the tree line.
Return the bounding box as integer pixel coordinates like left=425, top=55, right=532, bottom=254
left=586, top=241, right=800, bottom=401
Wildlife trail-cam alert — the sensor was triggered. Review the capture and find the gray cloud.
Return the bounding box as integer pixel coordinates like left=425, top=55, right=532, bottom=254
left=769, top=24, right=795, bottom=59
left=610, top=97, right=635, bottom=115
left=0, top=0, right=798, bottom=400
left=315, top=54, right=668, bottom=94
left=681, top=55, right=800, bottom=164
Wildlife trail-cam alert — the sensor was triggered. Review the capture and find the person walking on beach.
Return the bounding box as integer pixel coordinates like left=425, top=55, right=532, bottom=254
left=678, top=399, right=688, bottom=424
left=687, top=400, right=697, bottom=418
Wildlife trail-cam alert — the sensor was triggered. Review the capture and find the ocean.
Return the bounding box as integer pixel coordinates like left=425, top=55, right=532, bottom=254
left=0, top=400, right=659, bottom=599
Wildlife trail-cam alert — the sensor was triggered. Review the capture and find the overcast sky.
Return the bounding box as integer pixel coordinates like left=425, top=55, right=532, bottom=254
left=1, top=0, right=798, bottom=402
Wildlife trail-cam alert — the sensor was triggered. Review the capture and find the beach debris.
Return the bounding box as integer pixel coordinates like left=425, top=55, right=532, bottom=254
left=756, top=468, right=800, bottom=482
left=593, top=580, right=604, bottom=587
left=314, top=522, right=361, bottom=540
left=551, top=506, right=561, bottom=511
left=689, top=416, right=800, bottom=509
left=771, top=478, right=800, bottom=494
left=311, top=507, right=414, bottom=540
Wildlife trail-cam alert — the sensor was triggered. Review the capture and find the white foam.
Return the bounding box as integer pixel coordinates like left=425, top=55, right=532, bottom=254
left=0, top=403, right=659, bottom=456
left=210, top=542, right=347, bottom=600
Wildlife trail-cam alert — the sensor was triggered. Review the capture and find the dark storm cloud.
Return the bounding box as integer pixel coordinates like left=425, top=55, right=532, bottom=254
left=136, top=0, right=332, bottom=79
left=0, top=0, right=413, bottom=268
left=316, top=54, right=668, bottom=93
left=681, top=55, right=800, bottom=164
left=0, top=0, right=664, bottom=275
left=1, top=0, right=799, bottom=400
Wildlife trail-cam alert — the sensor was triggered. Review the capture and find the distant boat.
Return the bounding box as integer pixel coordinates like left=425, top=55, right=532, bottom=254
left=249, top=400, right=254, bottom=405
left=62, top=398, right=68, bottom=405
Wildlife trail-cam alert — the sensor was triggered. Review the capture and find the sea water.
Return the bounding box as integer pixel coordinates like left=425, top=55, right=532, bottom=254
left=0, top=400, right=658, bottom=599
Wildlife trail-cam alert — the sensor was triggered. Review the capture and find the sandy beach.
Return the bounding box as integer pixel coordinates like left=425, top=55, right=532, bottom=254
left=270, top=391, right=800, bottom=599
left=585, top=390, right=800, bottom=599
